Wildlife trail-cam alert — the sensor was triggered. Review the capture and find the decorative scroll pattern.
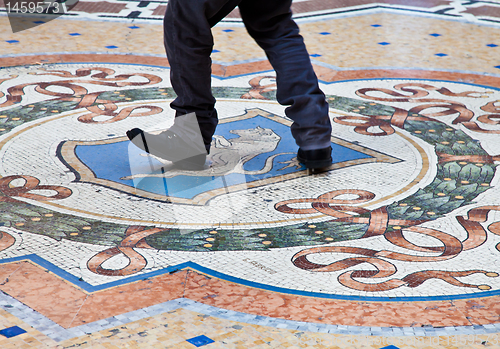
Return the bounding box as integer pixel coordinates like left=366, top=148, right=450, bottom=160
left=240, top=76, right=276, bottom=100
left=87, top=226, right=161, bottom=276
left=343, top=83, right=498, bottom=134
left=0, top=175, right=72, bottom=255
left=0, top=175, right=72, bottom=203
left=284, top=82, right=500, bottom=292
left=463, top=100, right=500, bottom=133
left=0, top=67, right=163, bottom=124
left=275, top=189, right=374, bottom=218
left=0, top=231, right=15, bottom=252
left=285, top=193, right=500, bottom=291
left=77, top=102, right=163, bottom=124
left=276, top=191, right=426, bottom=240
left=0, top=75, right=18, bottom=101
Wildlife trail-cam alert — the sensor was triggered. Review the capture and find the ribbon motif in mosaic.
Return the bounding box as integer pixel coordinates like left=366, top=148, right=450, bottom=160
left=285, top=82, right=500, bottom=292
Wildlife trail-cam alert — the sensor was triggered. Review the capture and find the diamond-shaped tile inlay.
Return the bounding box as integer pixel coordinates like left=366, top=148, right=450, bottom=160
left=435, top=53, right=448, bottom=57
left=186, top=335, right=215, bottom=347
left=0, top=326, right=27, bottom=338
left=378, top=42, right=390, bottom=45
left=429, top=33, right=441, bottom=37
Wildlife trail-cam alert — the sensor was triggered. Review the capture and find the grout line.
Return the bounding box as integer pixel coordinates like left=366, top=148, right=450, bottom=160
left=67, top=294, right=89, bottom=329
left=0, top=263, right=23, bottom=286
left=182, top=269, right=190, bottom=299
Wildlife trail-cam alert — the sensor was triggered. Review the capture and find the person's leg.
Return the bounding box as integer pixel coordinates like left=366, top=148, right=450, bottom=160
left=238, top=0, right=332, bottom=166
left=163, top=0, right=241, bottom=152
left=127, top=0, right=241, bottom=170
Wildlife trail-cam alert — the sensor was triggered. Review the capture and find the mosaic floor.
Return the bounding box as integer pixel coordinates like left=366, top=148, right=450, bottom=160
left=1, top=0, right=500, bottom=348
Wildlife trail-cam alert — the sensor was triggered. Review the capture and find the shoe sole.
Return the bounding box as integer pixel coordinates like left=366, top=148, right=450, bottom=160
left=128, top=129, right=207, bottom=168
left=173, top=154, right=207, bottom=171
left=297, top=154, right=332, bottom=170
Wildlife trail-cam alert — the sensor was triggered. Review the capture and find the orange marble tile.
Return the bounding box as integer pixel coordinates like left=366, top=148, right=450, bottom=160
left=71, top=270, right=188, bottom=327
left=0, top=261, right=187, bottom=328
left=0, top=261, right=87, bottom=328
left=0, top=261, right=24, bottom=281
left=2, top=261, right=500, bottom=330
left=324, top=69, right=500, bottom=88
left=182, top=271, right=474, bottom=327
left=221, top=60, right=273, bottom=77
left=452, top=298, right=500, bottom=325
left=0, top=54, right=64, bottom=66
left=0, top=54, right=169, bottom=68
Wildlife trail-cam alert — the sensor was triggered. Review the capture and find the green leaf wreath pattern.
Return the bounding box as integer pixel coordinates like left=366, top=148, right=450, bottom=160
left=0, top=85, right=496, bottom=252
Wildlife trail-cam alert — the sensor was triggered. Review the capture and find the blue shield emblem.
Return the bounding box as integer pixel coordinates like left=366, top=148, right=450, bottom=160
left=59, top=108, right=389, bottom=204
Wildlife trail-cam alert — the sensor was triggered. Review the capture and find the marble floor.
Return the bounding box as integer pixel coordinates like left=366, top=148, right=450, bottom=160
left=1, top=0, right=500, bottom=348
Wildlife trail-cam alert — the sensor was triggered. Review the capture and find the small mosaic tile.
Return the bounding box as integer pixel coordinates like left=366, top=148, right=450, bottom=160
left=0, top=325, right=27, bottom=338
left=186, top=334, right=215, bottom=347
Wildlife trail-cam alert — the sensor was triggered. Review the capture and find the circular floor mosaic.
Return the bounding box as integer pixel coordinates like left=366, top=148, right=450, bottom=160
left=1, top=63, right=500, bottom=300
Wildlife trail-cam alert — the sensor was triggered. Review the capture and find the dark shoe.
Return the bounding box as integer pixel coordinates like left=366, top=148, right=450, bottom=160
left=297, top=146, right=332, bottom=170
left=173, top=154, right=207, bottom=170
left=126, top=128, right=207, bottom=170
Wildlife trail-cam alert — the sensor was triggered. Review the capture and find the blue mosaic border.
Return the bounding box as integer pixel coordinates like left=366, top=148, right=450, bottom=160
left=1, top=254, right=500, bottom=302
